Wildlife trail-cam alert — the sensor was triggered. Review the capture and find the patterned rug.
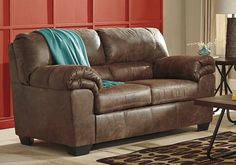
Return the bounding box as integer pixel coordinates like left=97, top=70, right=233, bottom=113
left=97, top=132, right=236, bottom=165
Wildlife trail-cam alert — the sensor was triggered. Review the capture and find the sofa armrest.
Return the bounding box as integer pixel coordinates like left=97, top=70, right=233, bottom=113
left=30, top=65, right=103, bottom=94
left=154, top=55, right=215, bottom=82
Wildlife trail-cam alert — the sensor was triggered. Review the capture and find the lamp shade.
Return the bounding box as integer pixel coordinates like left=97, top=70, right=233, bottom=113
left=215, top=0, right=236, bottom=14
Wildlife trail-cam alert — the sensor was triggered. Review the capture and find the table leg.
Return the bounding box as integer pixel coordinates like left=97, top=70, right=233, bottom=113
left=224, top=65, right=233, bottom=94
left=214, top=65, right=224, bottom=113
left=207, top=108, right=236, bottom=159
left=220, top=76, right=223, bottom=96
left=215, top=65, right=224, bottom=95
left=222, top=65, right=235, bottom=124
left=214, top=81, right=223, bottom=96
left=214, top=65, right=234, bottom=117
left=215, top=65, right=233, bottom=95
left=222, top=65, right=228, bottom=95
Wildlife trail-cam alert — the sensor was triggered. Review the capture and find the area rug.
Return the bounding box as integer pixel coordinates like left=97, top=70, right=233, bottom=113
left=97, top=132, right=236, bottom=165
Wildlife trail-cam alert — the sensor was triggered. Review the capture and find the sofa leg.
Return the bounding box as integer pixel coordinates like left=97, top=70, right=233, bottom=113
left=19, top=136, right=34, bottom=145
left=197, top=122, right=210, bottom=131
left=67, top=145, right=92, bottom=156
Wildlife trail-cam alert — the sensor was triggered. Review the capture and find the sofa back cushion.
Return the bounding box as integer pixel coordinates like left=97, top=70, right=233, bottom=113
left=109, top=62, right=153, bottom=81
left=96, top=28, right=169, bottom=81
left=96, top=28, right=168, bottom=64
left=73, top=29, right=106, bottom=66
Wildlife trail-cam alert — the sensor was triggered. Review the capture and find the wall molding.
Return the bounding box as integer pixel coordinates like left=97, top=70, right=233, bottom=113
left=0, top=117, right=14, bottom=129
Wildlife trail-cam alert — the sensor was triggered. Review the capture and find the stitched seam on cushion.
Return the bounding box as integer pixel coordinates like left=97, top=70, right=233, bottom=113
left=10, top=44, right=21, bottom=83
left=69, top=91, right=78, bottom=146
left=13, top=42, right=28, bottom=84
left=102, top=101, right=151, bottom=113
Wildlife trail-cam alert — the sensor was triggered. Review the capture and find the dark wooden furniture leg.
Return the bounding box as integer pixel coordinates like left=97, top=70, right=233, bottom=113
left=197, top=122, right=210, bottom=131
left=207, top=108, right=236, bottom=159
left=215, top=64, right=233, bottom=95
left=19, top=136, right=34, bottom=145
left=67, top=145, right=92, bottom=156
left=222, top=64, right=236, bottom=124
left=214, top=64, right=236, bottom=123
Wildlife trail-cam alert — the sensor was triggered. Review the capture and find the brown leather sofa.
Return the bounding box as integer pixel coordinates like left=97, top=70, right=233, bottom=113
left=9, top=28, right=215, bottom=156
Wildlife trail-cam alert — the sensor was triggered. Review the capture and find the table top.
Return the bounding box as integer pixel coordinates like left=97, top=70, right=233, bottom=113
left=215, top=57, right=236, bottom=65
left=195, top=95, right=236, bottom=110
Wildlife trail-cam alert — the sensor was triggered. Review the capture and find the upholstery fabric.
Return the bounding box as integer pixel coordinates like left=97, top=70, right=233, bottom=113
left=9, top=44, right=20, bottom=83
left=73, top=29, right=106, bottom=66
left=92, top=66, right=114, bottom=80
left=12, top=83, right=95, bottom=147
left=71, top=90, right=95, bottom=146
left=197, top=74, right=215, bottom=98
left=13, top=32, right=52, bottom=84
left=154, top=55, right=215, bottom=81
left=96, top=28, right=169, bottom=64
left=109, top=62, right=153, bottom=81
left=37, top=28, right=124, bottom=88
left=30, top=65, right=102, bottom=94
left=95, top=84, right=151, bottom=114
left=129, top=79, right=198, bottom=105
left=93, top=28, right=169, bottom=81
left=95, top=101, right=212, bottom=143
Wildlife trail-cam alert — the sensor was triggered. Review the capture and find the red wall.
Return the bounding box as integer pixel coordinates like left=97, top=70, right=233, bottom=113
left=0, top=0, right=163, bottom=129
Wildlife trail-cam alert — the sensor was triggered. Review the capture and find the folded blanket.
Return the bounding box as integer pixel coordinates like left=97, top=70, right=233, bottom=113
left=37, top=28, right=124, bottom=88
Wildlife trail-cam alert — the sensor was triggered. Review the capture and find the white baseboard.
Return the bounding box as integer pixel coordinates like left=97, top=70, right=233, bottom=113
left=229, top=78, right=236, bottom=91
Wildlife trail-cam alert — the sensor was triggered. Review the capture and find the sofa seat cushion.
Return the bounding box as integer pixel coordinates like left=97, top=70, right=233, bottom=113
left=128, top=79, right=198, bottom=105
left=95, top=84, right=151, bottom=114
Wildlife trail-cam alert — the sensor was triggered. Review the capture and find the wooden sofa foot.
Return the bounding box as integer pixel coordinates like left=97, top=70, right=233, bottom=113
left=67, top=145, right=92, bottom=156
left=19, top=136, right=34, bottom=145
left=197, top=122, right=210, bottom=131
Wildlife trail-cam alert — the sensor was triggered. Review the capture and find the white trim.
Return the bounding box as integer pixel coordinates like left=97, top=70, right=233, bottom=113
left=229, top=78, right=236, bottom=91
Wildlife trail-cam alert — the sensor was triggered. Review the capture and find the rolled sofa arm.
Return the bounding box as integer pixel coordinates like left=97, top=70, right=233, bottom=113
left=30, top=65, right=103, bottom=94
left=154, top=55, right=215, bottom=82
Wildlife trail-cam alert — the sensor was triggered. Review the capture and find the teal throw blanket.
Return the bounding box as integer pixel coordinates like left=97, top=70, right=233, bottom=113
left=37, top=28, right=124, bottom=88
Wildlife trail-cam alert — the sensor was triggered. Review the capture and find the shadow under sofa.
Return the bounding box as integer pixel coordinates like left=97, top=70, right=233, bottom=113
left=9, top=28, right=215, bottom=156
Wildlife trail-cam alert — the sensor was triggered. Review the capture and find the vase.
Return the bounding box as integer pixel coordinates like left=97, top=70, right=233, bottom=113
left=198, top=46, right=211, bottom=56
